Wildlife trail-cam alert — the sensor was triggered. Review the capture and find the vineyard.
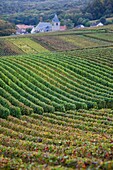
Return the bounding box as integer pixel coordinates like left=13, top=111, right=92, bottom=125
left=84, top=33, right=113, bottom=43
left=1, top=27, right=113, bottom=56
left=1, top=48, right=113, bottom=117
left=0, top=27, right=113, bottom=169
left=0, top=109, right=113, bottom=169
left=9, top=38, right=49, bottom=54
left=0, top=39, right=23, bottom=56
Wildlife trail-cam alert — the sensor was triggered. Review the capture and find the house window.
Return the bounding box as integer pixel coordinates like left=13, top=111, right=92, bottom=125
left=56, top=23, right=58, bottom=26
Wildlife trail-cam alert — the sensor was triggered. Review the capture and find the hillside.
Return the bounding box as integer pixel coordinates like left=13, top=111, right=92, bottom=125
left=0, top=0, right=89, bottom=15
left=1, top=0, right=113, bottom=28
left=0, top=50, right=113, bottom=168
left=0, top=0, right=90, bottom=26
left=84, top=0, right=113, bottom=20
left=1, top=25, right=113, bottom=55
left=0, top=27, right=113, bottom=169
left=0, top=109, right=113, bottom=169
left=1, top=47, right=113, bottom=117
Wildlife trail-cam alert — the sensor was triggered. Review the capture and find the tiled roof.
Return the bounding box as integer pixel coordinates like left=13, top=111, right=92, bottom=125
left=60, top=26, right=67, bottom=30
left=16, top=24, right=34, bottom=29
left=76, top=25, right=84, bottom=28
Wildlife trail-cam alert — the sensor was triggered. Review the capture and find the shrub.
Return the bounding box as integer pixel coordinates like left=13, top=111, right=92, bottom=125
left=86, top=101, right=98, bottom=109
left=10, top=106, right=21, bottom=118
left=76, top=102, right=87, bottom=110
left=64, top=103, right=76, bottom=111
left=52, top=102, right=65, bottom=112
left=0, top=105, right=10, bottom=119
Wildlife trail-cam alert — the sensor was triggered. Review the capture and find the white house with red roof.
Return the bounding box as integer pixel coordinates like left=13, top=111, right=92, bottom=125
left=16, top=24, right=34, bottom=34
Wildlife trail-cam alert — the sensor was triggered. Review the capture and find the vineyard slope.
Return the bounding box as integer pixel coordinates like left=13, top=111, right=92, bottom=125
left=0, top=109, right=113, bottom=169
left=0, top=48, right=113, bottom=117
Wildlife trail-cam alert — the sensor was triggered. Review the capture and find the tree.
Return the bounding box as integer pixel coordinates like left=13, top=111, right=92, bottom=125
left=84, top=0, right=105, bottom=20
left=84, top=0, right=113, bottom=20
left=64, top=19, right=74, bottom=29
left=99, top=17, right=106, bottom=24
left=26, top=28, right=32, bottom=33
left=0, top=20, right=16, bottom=36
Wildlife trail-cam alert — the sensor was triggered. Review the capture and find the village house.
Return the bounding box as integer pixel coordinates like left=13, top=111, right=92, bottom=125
left=31, top=14, right=66, bottom=34
left=75, top=24, right=85, bottom=29
left=90, top=22, right=104, bottom=27
left=16, top=24, right=34, bottom=34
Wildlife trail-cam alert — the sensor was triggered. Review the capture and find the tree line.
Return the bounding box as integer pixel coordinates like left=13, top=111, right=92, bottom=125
left=84, top=0, right=113, bottom=20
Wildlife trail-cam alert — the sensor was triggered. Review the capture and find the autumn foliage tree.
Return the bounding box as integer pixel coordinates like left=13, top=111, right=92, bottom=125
left=0, top=20, right=16, bottom=36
